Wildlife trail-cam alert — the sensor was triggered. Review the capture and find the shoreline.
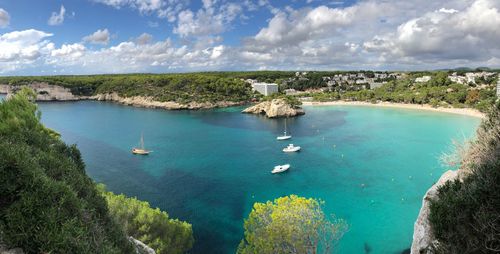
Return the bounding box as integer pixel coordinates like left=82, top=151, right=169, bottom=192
left=302, top=101, right=485, bottom=118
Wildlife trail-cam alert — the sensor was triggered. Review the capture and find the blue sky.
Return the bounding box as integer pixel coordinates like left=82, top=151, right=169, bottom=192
left=0, top=0, right=499, bottom=75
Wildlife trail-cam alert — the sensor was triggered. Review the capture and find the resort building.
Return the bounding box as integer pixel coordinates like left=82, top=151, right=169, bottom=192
left=252, top=82, right=279, bottom=96
left=415, top=76, right=431, bottom=83
left=497, top=79, right=500, bottom=97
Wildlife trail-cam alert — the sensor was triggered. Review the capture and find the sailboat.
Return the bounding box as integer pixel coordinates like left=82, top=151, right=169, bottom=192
left=276, top=118, right=292, bottom=140
left=132, top=133, right=151, bottom=155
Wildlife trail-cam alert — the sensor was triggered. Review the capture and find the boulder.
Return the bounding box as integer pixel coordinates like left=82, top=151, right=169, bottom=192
left=242, top=99, right=305, bottom=118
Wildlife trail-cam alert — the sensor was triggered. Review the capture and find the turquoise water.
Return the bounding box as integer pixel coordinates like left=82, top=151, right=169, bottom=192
left=37, top=101, right=480, bottom=254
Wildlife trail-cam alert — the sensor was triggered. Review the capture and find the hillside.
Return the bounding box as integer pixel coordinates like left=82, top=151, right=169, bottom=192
left=0, top=89, right=193, bottom=254
left=412, top=101, right=500, bottom=253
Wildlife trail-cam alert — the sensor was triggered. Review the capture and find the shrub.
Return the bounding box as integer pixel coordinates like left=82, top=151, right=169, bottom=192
left=0, top=88, right=133, bottom=253
left=429, top=101, right=500, bottom=253
left=99, top=185, right=194, bottom=254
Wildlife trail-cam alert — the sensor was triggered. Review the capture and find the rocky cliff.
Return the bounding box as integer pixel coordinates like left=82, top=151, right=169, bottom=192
left=2, top=84, right=245, bottom=110
left=3, top=83, right=83, bottom=101
left=0, top=85, right=10, bottom=94
left=242, top=99, right=305, bottom=118
left=93, top=92, right=243, bottom=110
left=411, top=170, right=458, bottom=254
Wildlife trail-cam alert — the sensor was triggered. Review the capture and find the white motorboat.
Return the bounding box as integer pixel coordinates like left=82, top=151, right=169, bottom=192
left=271, top=164, right=290, bottom=174
left=276, top=118, right=292, bottom=140
left=283, top=144, right=301, bottom=152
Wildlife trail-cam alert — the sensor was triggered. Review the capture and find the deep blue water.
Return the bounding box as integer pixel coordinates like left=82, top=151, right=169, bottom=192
left=36, top=101, right=480, bottom=254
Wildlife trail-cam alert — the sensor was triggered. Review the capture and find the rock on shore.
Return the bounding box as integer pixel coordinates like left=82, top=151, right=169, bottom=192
left=411, top=170, right=458, bottom=254
left=92, top=92, right=243, bottom=110
left=242, top=98, right=305, bottom=118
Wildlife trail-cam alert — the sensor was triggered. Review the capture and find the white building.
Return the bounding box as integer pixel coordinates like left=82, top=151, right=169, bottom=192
left=252, top=82, right=279, bottom=96
left=497, top=78, right=500, bottom=97
left=448, top=73, right=467, bottom=84
left=415, top=76, right=432, bottom=83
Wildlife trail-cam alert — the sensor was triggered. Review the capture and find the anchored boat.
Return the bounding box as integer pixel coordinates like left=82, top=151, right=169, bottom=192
left=271, top=164, right=290, bottom=174
left=276, top=118, right=292, bottom=140
left=283, top=144, right=301, bottom=152
left=132, top=133, right=151, bottom=155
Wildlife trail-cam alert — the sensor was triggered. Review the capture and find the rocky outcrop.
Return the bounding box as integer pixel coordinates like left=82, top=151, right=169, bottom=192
left=2, top=84, right=245, bottom=110
left=129, top=237, right=156, bottom=254
left=242, top=99, right=305, bottom=118
left=0, top=85, right=10, bottom=94
left=92, top=92, right=243, bottom=110
left=3, top=83, right=85, bottom=101
left=411, top=170, right=459, bottom=254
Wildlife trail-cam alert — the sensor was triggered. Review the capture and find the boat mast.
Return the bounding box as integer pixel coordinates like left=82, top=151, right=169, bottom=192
left=140, top=132, right=145, bottom=150
left=284, top=118, right=288, bottom=135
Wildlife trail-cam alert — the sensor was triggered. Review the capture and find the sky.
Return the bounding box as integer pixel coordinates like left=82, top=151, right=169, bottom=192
left=0, top=0, right=499, bottom=75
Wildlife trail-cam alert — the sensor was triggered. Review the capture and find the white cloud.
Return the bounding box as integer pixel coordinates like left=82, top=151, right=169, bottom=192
left=93, top=0, right=187, bottom=21
left=363, top=0, right=500, bottom=63
left=0, top=29, right=52, bottom=73
left=174, top=2, right=243, bottom=37
left=48, top=5, right=66, bottom=26
left=3, top=0, right=500, bottom=74
left=135, top=33, right=153, bottom=44
left=83, top=29, right=110, bottom=45
left=438, top=8, right=459, bottom=14
left=0, top=8, right=10, bottom=28
left=51, top=43, right=86, bottom=58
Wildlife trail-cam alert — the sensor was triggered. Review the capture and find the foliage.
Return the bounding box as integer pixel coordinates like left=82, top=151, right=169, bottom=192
left=429, top=102, right=500, bottom=253
left=0, top=88, right=134, bottom=253
left=0, top=73, right=254, bottom=104
left=308, top=72, right=497, bottom=112
left=99, top=185, right=194, bottom=254
left=264, top=93, right=302, bottom=107
left=237, top=195, right=348, bottom=254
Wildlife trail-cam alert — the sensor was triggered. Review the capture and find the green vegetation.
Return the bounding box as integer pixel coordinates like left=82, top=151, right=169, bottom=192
left=0, top=88, right=133, bottom=253
left=0, top=89, right=193, bottom=253
left=429, top=102, right=500, bottom=253
left=99, top=185, right=194, bottom=254
left=303, top=71, right=497, bottom=112
left=237, top=195, right=348, bottom=254
left=263, top=93, right=302, bottom=108
left=0, top=70, right=497, bottom=111
left=0, top=73, right=254, bottom=104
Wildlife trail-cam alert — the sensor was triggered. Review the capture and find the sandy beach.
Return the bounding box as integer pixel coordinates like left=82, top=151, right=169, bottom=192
left=302, top=101, right=486, bottom=119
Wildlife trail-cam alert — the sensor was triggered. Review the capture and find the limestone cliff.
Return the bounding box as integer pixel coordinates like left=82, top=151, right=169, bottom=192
left=242, top=99, right=305, bottom=118
left=4, top=83, right=83, bottom=101
left=93, top=92, right=243, bottom=110
left=411, top=170, right=458, bottom=254
left=2, top=84, right=245, bottom=110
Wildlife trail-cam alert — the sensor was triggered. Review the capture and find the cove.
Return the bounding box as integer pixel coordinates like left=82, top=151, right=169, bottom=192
left=37, top=100, right=480, bottom=254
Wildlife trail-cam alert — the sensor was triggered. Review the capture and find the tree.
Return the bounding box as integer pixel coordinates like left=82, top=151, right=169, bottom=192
left=237, top=195, right=348, bottom=254
left=99, top=185, right=194, bottom=254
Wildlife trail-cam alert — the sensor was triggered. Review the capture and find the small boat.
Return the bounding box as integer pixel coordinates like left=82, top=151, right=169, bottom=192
left=283, top=144, right=301, bottom=152
left=271, top=164, right=290, bottom=174
left=276, top=118, right=292, bottom=140
left=132, top=133, right=151, bottom=155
